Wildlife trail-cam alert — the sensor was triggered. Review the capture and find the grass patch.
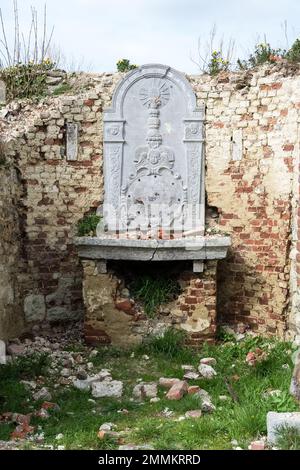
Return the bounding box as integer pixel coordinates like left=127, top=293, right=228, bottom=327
left=0, top=353, right=49, bottom=382
left=0, top=353, right=50, bottom=440
left=130, top=275, right=180, bottom=317
left=52, top=83, right=73, bottom=96
left=136, top=328, right=193, bottom=362
left=276, top=425, right=300, bottom=450
left=0, top=336, right=298, bottom=450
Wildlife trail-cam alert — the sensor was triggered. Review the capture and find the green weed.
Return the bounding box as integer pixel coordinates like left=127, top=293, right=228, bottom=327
left=130, top=275, right=180, bottom=317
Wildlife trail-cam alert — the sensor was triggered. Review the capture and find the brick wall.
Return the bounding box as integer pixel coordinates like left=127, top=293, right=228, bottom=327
left=177, top=262, right=218, bottom=345
left=1, top=64, right=300, bottom=341
left=189, top=65, right=300, bottom=339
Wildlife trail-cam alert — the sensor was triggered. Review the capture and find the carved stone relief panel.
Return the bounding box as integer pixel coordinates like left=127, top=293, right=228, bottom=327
left=103, top=64, right=205, bottom=235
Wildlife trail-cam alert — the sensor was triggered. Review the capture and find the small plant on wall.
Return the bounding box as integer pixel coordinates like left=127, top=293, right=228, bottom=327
left=77, top=212, right=101, bottom=236
left=208, top=50, right=230, bottom=75
left=250, top=42, right=284, bottom=66
left=116, top=59, right=138, bottom=72
left=0, top=2, right=59, bottom=100
left=238, top=42, right=284, bottom=69
left=286, top=38, right=300, bottom=62
left=192, top=24, right=235, bottom=75
left=1, top=59, right=56, bottom=100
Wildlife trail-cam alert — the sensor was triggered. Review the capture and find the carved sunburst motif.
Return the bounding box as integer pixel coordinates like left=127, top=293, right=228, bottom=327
left=139, top=79, right=170, bottom=108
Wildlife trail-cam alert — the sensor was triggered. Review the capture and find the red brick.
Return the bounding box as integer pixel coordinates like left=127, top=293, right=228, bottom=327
left=271, top=82, right=282, bottom=90
left=212, top=121, right=224, bottom=128
left=185, top=297, right=197, bottom=305
left=180, top=304, right=189, bottom=311
left=80, top=141, right=93, bottom=148
left=249, top=440, right=265, bottom=450
left=159, top=378, right=181, bottom=389
left=166, top=381, right=188, bottom=400
left=268, top=117, right=277, bottom=125
left=84, top=99, right=95, bottom=107
left=115, top=299, right=133, bottom=314
left=259, top=84, right=270, bottom=91
left=194, top=280, right=204, bottom=288
left=240, top=233, right=250, bottom=239
left=282, top=144, right=294, bottom=151
left=222, top=213, right=236, bottom=219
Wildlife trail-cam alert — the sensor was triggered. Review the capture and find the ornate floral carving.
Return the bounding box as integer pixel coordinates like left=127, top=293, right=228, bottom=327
left=107, top=125, right=120, bottom=136
left=185, top=122, right=201, bottom=139
left=108, top=145, right=121, bottom=207
left=187, top=145, right=200, bottom=204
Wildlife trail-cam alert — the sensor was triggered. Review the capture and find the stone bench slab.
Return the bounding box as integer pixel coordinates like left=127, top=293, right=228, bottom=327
left=75, top=235, right=231, bottom=263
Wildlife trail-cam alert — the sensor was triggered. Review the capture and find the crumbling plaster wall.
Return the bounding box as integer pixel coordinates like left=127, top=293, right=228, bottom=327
left=82, top=260, right=218, bottom=348
left=0, top=64, right=300, bottom=341
left=0, top=153, right=24, bottom=339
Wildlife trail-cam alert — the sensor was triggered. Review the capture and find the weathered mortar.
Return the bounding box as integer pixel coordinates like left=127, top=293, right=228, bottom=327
left=1, top=64, right=300, bottom=341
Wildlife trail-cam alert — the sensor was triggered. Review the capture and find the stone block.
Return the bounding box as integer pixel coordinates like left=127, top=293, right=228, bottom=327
left=183, top=371, right=200, bottom=380
left=185, top=410, right=202, bottom=419
left=158, top=377, right=181, bottom=389
left=0, top=340, right=6, bottom=364
left=267, top=412, right=300, bottom=444
left=75, top=236, right=231, bottom=262
left=73, top=379, right=91, bottom=391
left=91, top=380, right=123, bottom=398
left=290, top=349, right=300, bottom=400
left=188, top=385, right=200, bottom=395
left=0, top=80, right=6, bottom=104
left=249, top=440, right=265, bottom=450
left=7, top=343, right=25, bottom=356
left=193, top=261, right=204, bottom=273
left=24, top=294, right=46, bottom=322
left=198, top=363, right=217, bottom=379
left=96, top=260, right=107, bottom=274
left=66, top=123, right=78, bottom=161
left=200, top=357, right=217, bottom=366
left=193, top=389, right=215, bottom=413
left=46, top=306, right=74, bottom=322
left=133, top=382, right=157, bottom=399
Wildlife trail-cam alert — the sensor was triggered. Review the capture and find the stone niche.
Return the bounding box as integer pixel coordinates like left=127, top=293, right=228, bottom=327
left=76, top=64, right=231, bottom=347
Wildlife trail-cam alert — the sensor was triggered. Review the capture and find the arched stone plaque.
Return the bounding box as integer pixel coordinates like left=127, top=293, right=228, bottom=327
left=103, top=64, right=205, bottom=236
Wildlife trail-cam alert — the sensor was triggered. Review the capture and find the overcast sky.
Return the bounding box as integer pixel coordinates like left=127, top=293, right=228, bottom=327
left=1, top=0, right=300, bottom=73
